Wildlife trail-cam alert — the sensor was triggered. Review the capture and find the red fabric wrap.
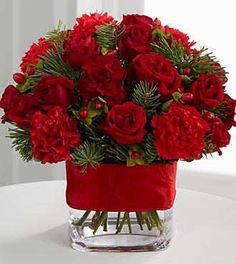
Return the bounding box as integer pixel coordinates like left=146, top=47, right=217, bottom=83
left=66, top=161, right=177, bottom=212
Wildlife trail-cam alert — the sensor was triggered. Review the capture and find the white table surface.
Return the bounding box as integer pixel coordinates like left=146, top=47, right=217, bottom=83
left=0, top=180, right=236, bottom=264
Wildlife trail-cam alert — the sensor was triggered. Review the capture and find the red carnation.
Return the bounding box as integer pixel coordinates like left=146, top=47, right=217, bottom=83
left=75, top=12, right=114, bottom=34
left=30, top=106, right=81, bottom=164
left=101, top=102, right=146, bottom=145
left=190, top=74, right=224, bottom=110
left=20, top=38, right=52, bottom=74
left=203, top=112, right=231, bottom=154
left=79, top=54, right=126, bottom=106
left=34, top=76, right=76, bottom=108
left=151, top=102, right=209, bottom=160
left=128, top=53, right=182, bottom=97
left=63, top=31, right=100, bottom=68
left=0, top=85, right=39, bottom=127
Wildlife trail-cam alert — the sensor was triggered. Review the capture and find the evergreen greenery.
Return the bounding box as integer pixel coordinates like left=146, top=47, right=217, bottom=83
left=46, top=20, right=68, bottom=44
left=95, top=23, right=125, bottom=53
left=71, top=142, right=104, bottom=171
left=143, top=133, right=158, bottom=164
left=152, top=37, right=227, bottom=82
left=7, top=127, right=33, bottom=162
left=29, top=44, right=81, bottom=88
left=132, top=81, right=161, bottom=117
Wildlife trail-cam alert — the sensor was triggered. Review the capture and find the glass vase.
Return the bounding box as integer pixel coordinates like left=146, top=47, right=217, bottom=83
left=69, top=208, right=174, bottom=252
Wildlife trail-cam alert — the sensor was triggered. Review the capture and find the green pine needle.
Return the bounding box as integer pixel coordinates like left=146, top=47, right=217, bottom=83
left=71, top=142, right=104, bottom=172
left=46, top=20, right=68, bottom=44
left=7, top=127, right=33, bottom=162
left=95, top=23, right=125, bottom=52
left=152, top=37, right=227, bottom=82
left=132, top=81, right=161, bottom=117
left=143, top=133, right=158, bottom=164
left=28, top=44, right=81, bottom=89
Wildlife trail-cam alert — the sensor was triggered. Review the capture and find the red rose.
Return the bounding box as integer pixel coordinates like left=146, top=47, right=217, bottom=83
left=101, top=102, right=147, bottom=145
left=118, top=23, right=152, bottom=60
left=63, top=31, right=99, bottom=67
left=190, top=74, right=224, bottom=110
left=20, top=38, right=52, bottom=74
left=30, top=106, right=81, bottom=164
left=128, top=53, right=182, bottom=97
left=151, top=102, right=209, bottom=159
left=203, top=112, right=231, bottom=154
left=79, top=54, right=126, bottom=106
left=75, top=12, right=114, bottom=34
left=220, top=94, right=236, bottom=129
left=0, top=85, right=39, bottom=127
left=34, top=76, right=76, bottom=108
left=120, top=14, right=153, bottom=27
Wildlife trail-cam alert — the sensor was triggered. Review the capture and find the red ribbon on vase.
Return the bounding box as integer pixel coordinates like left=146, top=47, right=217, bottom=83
left=66, top=161, right=177, bottom=212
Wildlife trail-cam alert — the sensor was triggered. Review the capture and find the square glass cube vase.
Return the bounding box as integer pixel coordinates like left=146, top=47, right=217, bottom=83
left=69, top=208, right=174, bottom=252
left=66, top=161, right=177, bottom=252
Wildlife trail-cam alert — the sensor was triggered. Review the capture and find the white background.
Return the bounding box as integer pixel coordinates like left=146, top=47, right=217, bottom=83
left=0, top=0, right=235, bottom=186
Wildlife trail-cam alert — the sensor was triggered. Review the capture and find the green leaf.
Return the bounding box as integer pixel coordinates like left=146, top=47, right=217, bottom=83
left=162, top=99, right=173, bottom=112
left=172, top=91, right=182, bottom=101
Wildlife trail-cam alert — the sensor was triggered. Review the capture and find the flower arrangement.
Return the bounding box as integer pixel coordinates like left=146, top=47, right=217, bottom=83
left=0, top=13, right=235, bottom=249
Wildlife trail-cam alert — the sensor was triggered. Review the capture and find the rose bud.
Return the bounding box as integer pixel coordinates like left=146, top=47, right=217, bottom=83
left=181, top=93, right=194, bottom=103
left=13, top=73, right=26, bottom=84
left=95, top=101, right=105, bottom=110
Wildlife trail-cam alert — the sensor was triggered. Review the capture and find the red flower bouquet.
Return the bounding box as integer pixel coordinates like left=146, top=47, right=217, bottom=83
left=1, top=13, right=235, bottom=252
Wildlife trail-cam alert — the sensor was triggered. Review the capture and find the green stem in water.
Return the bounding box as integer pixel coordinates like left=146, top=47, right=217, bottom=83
left=136, top=212, right=144, bottom=230
left=72, top=210, right=91, bottom=226
left=93, top=212, right=107, bottom=235
left=103, top=213, right=108, bottom=231
left=116, top=212, right=127, bottom=234
left=116, top=212, right=121, bottom=229
left=151, top=210, right=163, bottom=232
left=126, top=212, right=132, bottom=233
left=142, top=212, right=152, bottom=230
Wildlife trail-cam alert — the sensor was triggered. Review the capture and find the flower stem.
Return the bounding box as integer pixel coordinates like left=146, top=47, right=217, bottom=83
left=72, top=210, right=91, bottom=226
left=116, top=212, right=121, bottom=229
left=126, top=212, right=132, bottom=233
left=93, top=212, right=107, bottom=235
left=136, top=212, right=143, bottom=230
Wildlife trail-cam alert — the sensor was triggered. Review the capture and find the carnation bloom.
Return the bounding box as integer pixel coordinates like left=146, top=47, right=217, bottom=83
left=63, top=12, right=114, bottom=67
left=151, top=102, right=209, bottom=159
left=79, top=54, right=126, bottom=106
left=30, top=106, right=81, bottom=163
left=20, top=38, right=52, bottom=73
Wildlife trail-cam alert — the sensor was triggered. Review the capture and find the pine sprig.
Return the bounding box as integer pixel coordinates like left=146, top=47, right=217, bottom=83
left=152, top=37, right=227, bottom=82
left=95, top=23, right=125, bottom=52
left=132, top=81, right=161, bottom=116
left=46, top=20, right=68, bottom=44
left=71, top=142, right=104, bottom=171
left=143, top=133, right=158, bottom=164
left=152, top=37, right=186, bottom=68
left=29, top=44, right=81, bottom=88
left=7, top=127, right=33, bottom=162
